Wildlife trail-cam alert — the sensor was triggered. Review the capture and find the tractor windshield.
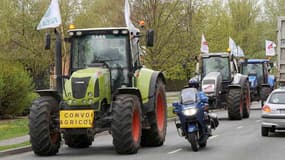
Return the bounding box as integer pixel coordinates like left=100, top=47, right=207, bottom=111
left=71, top=34, right=128, bottom=69
left=241, top=63, right=264, bottom=84
left=202, top=57, right=230, bottom=81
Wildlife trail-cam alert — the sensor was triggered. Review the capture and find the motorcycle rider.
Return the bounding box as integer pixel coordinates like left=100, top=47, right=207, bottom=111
left=188, top=78, right=212, bottom=140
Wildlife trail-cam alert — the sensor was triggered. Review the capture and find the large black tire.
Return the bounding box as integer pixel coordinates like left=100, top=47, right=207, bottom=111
left=141, top=79, right=167, bottom=146
left=243, top=82, right=251, bottom=118
left=187, top=133, right=199, bottom=152
left=64, top=134, right=93, bottom=148
left=261, top=127, right=269, bottom=137
left=227, top=89, right=243, bottom=120
left=111, top=94, right=142, bottom=154
left=199, top=141, right=207, bottom=148
left=29, top=96, right=61, bottom=156
left=260, top=86, right=271, bottom=101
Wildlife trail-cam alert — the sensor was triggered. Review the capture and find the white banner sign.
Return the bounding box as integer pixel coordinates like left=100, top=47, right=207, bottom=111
left=200, top=34, right=209, bottom=53
left=37, top=0, right=62, bottom=30
left=124, top=0, right=139, bottom=33
left=265, top=40, right=276, bottom=56
left=229, top=37, right=237, bottom=56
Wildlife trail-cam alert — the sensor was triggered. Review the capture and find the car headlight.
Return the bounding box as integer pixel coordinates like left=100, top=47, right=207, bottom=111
left=182, top=108, right=198, bottom=116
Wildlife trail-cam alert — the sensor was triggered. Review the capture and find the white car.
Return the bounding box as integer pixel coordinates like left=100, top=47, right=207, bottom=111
left=261, top=87, right=285, bottom=136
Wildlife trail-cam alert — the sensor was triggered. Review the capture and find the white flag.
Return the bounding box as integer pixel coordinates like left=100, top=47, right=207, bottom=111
left=124, top=0, right=139, bottom=33
left=200, top=34, right=209, bottom=53
left=37, top=0, right=62, bottom=30
left=265, top=40, right=276, bottom=56
left=229, top=37, right=237, bottom=56
left=237, top=45, right=244, bottom=57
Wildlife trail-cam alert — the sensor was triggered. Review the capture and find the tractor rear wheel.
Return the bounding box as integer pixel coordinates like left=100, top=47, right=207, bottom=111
left=64, top=134, right=93, bottom=148
left=141, top=79, right=167, bottom=146
left=111, top=94, right=142, bottom=154
left=29, top=96, right=61, bottom=156
left=243, top=82, right=251, bottom=118
left=227, top=89, right=243, bottom=120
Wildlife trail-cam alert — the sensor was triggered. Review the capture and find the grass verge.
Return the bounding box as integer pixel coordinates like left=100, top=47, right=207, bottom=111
left=167, top=106, right=177, bottom=118
left=0, top=141, right=30, bottom=151
left=0, top=118, right=29, bottom=141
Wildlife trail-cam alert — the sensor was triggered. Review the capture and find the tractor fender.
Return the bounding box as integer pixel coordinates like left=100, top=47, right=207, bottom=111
left=231, top=73, right=248, bottom=88
left=143, top=71, right=166, bottom=113
left=36, top=89, right=61, bottom=102
left=115, top=87, right=143, bottom=104
left=267, top=75, right=275, bottom=89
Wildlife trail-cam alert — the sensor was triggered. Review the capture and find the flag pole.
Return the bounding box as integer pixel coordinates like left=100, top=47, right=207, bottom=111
left=60, top=25, right=67, bottom=75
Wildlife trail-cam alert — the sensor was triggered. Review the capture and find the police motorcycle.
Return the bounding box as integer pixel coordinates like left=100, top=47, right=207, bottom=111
left=172, top=81, right=219, bottom=151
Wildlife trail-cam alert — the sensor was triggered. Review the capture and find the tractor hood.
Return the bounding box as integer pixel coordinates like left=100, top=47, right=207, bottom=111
left=248, top=74, right=257, bottom=88
left=202, top=72, right=222, bottom=97
left=63, top=67, right=111, bottom=106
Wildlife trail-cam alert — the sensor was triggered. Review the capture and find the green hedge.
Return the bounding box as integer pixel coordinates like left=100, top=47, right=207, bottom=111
left=0, top=61, right=37, bottom=116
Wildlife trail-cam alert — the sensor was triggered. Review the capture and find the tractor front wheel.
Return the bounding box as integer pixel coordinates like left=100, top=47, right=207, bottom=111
left=29, top=96, right=61, bottom=156
left=243, top=82, right=251, bottom=118
left=141, top=79, right=167, bottom=146
left=111, top=94, right=142, bottom=154
left=227, top=89, right=243, bottom=120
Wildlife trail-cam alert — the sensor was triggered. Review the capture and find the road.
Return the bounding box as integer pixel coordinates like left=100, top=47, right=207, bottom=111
left=3, top=103, right=285, bottom=160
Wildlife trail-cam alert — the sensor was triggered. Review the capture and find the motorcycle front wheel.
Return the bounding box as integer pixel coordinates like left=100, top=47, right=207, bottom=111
left=187, top=133, right=199, bottom=152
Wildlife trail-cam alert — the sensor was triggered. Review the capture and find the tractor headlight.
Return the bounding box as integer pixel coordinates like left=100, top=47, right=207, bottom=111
left=67, top=99, right=72, bottom=105
left=88, top=92, right=93, bottom=97
left=182, top=108, right=198, bottom=116
left=88, top=99, right=93, bottom=104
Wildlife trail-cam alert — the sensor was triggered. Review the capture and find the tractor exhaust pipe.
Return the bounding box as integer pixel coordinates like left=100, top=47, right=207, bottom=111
left=55, top=29, right=62, bottom=95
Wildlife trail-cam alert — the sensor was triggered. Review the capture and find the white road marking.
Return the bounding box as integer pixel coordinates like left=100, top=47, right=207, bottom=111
left=256, top=120, right=262, bottom=122
left=237, top=126, right=244, bottom=129
left=168, top=148, right=182, bottom=154
left=209, top=135, right=219, bottom=140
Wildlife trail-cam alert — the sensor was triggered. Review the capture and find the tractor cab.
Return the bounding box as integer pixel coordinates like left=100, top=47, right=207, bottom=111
left=201, top=53, right=232, bottom=82
left=240, top=59, right=270, bottom=88
left=68, top=27, right=143, bottom=91
left=240, top=59, right=275, bottom=105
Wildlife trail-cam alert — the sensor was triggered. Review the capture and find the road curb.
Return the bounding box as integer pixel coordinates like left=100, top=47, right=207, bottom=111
left=0, top=118, right=177, bottom=157
left=0, top=145, right=32, bottom=158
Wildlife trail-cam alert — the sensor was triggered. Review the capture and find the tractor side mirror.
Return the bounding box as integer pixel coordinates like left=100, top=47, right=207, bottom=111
left=244, top=58, right=248, bottom=66
left=146, top=29, right=154, bottom=47
left=195, top=62, right=200, bottom=75
left=269, top=61, right=274, bottom=68
left=45, top=33, right=51, bottom=50
left=45, top=32, right=51, bottom=50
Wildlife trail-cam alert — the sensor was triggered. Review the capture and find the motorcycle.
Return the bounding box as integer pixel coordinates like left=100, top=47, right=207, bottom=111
left=172, top=87, right=219, bottom=151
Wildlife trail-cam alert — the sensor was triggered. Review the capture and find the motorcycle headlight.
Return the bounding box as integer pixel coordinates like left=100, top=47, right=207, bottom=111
left=182, top=108, right=198, bottom=116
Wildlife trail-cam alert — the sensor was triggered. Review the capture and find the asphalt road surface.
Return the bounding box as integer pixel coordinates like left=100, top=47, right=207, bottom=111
left=3, top=103, right=285, bottom=160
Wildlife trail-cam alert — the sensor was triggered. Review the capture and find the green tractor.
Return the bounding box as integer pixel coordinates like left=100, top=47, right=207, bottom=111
left=29, top=27, right=167, bottom=155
